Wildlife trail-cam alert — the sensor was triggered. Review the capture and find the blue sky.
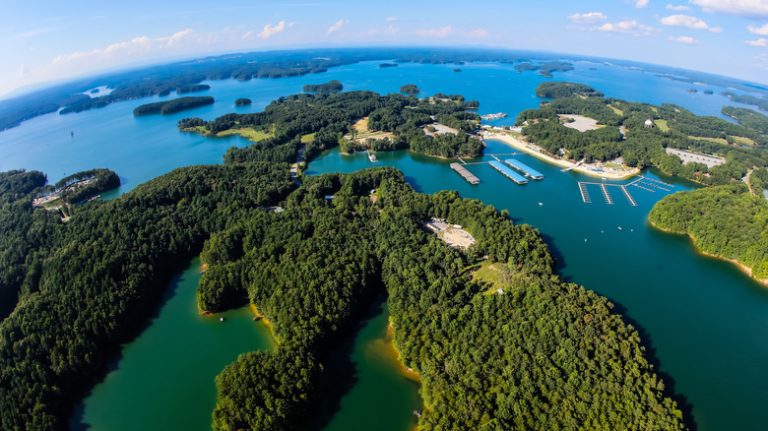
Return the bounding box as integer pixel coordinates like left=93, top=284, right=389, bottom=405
left=2, top=0, right=768, bottom=96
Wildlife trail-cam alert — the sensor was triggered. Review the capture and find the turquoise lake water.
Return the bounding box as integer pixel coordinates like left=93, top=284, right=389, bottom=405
left=1, top=58, right=766, bottom=430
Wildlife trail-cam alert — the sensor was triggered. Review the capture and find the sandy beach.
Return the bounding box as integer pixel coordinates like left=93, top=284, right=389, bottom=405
left=482, top=131, right=640, bottom=180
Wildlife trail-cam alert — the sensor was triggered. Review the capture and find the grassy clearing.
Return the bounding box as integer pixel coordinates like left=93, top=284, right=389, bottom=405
left=217, top=128, right=273, bottom=142
left=472, top=262, right=510, bottom=294
left=607, top=104, right=624, bottom=116
left=353, top=117, right=370, bottom=133
left=731, top=135, right=757, bottom=146
left=655, top=119, right=670, bottom=132
left=301, top=133, right=316, bottom=144
left=688, top=135, right=728, bottom=145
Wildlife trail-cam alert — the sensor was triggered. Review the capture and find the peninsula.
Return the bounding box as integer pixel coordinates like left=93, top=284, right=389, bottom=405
left=178, top=89, right=484, bottom=160
left=507, top=82, right=768, bottom=184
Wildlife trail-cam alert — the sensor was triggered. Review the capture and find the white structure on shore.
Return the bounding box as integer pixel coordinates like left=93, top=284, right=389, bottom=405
left=644, top=119, right=655, bottom=128
left=665, top=147, right=725, bottom=168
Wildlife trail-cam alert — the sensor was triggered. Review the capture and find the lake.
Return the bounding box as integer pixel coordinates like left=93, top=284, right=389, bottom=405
left=1, top=58, right=766, bottom=430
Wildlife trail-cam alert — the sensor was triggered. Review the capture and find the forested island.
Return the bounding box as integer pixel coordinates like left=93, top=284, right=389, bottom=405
left=133, top=96, right=214, bottom=116
left=178, top=89, right=484, bottom=160
left=0, top=161, right=688, bottom=430
left=303, top=80, right=344, bottom=94
left=649, top=180, right=768, bottom=284
left=234, top=98, right=252, bottom=106
left=514, top=82, right=768, bottom=185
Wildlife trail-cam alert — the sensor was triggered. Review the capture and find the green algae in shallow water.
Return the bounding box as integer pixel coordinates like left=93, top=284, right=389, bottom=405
left=71, top=258, right=274, bottom=431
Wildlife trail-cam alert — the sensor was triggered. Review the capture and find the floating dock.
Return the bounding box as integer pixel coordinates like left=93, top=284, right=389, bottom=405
left=578, top=183, right=591, bottom=203
left=503, top=158, right=544, bottom=180
left=489, top=161, right=528, bottom=184
left=600, top=184, right=614, bottom=205
left=620, top=185, right=637, bottom=206
left=450, top=163, right=480, bottom=185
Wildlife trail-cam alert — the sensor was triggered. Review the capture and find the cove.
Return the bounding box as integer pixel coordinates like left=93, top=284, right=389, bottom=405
left=70, top=258, right=274, bottom=431
left=321, top=302, right=421, bottom=431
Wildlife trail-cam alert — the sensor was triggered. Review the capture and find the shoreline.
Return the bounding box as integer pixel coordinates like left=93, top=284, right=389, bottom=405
left=483, top=132, right=640, bottom=180
left=648, top=219, right=768, bottom=287
left=386, top=320, right=422, bottom=383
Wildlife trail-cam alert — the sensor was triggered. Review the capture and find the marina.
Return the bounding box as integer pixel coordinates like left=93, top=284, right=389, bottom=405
left=489, top=160, right=528, bottom=184
left=503, top=158, right=544, bottom=180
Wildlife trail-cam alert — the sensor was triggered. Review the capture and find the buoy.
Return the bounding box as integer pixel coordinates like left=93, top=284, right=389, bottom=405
left=584, top=238, right=588, bottom=242
left=538, top=202, right=543, bottom=206
left=219, top=317, right=224, bottom=322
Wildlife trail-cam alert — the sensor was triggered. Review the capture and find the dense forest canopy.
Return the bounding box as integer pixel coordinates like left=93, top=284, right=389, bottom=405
left=133, top=96, right=214, bottom=116
left=516, top=82, right=768, bottom=185
left=650, top=184, right=768, bottom=281
left=0, top=158, right=688, bottom=430
left=202, top=168, right=687, bottom=431
left=723, top=106, right=768, bottom=135
left=303, top=80, right=344, bottom=94
left=179, top=89, right=483, bottom=160
left=536, top=81, right=604, bottom=98
left=0, top=163, right=295, bottom=430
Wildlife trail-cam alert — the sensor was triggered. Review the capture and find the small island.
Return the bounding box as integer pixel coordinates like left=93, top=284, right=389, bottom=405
left=133, top=96, right=214, bottom=116
left=399, top=84, right=420, bottom=96
left=234, top=98, right=252, bottom=107
left=303, top=80, right=343, bottom=94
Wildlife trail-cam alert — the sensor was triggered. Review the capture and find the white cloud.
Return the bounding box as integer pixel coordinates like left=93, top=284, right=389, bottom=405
left=746, top=37, right=768, bottom=46
left=468, top=28, right=490, bottom=38
left=327, top=19, right=349, bottom=34
left=660, top=14, right=722, bottom=32
left=52, top=29, right=197, bottom=65
left=258, top=21, right=289, bottom=40
left=670, top=35, right=699, bottom=43
left=415, top=25, right=453, bottom=38
left=690, top=0, right=768, bottom=18
left=636, top=0, right=650, bottom=8
left=386, top=16, right=398, bottom=22
left=598, top=20, right=657, bottom=35
left=568, top=12, right=608, bottom=24
left=748, top=23, right=768, bottom=35
left=666, top=3, right=691, bottom=10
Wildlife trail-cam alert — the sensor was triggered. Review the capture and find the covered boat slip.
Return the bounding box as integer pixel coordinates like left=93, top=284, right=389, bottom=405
left=503, top=158, right=544, bottom=180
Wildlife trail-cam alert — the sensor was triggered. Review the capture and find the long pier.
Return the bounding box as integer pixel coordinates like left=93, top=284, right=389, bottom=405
left=600, top=184, right=614, bottom=205
left=489, top=161, right=528, bottom=184
left=578, top=183, right=591, bottom=203
left=620, top=185, right=637, bottom=206
left=450, top=163, right=480, bottom=185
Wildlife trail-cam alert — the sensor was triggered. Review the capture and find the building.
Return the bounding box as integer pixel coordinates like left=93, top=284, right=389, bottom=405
left=644, top=119, right=655, bottom=128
